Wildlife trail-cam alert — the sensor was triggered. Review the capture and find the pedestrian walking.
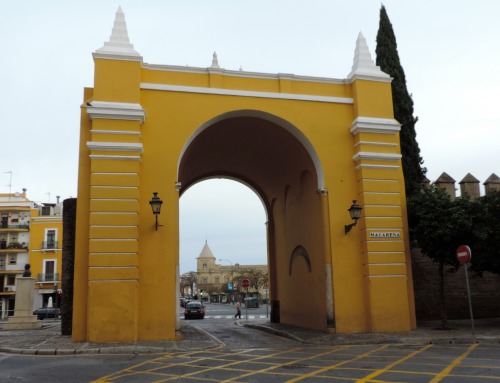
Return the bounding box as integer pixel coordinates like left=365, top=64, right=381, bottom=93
left=234, top=300, right=241, bottom=319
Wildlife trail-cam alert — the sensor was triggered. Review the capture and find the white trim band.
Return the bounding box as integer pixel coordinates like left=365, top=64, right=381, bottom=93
left=350, top=116, right=401, bottom=135
left=86, top=101, right=146, bottom=124
left=89, top=155, right=141, bottom=161
left=141, top=83, right=353, bottom=104
left=353, top=152, right=402, bottom=162
left=87, top=142, right=144, bottom=153
left=355, top=164, right=400, bottom=171
left=91, top=130, right=141, bottom=136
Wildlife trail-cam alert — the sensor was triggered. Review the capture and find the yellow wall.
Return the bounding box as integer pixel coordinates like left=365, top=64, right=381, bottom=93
left=74, top=52, right=415, bottom=342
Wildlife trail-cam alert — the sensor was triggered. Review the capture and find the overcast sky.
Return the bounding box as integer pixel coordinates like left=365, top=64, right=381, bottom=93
left=1, top=1, right=498, bottom=273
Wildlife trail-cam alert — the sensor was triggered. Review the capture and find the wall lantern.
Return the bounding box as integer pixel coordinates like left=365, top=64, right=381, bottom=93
left=149, top=192, right=163, bottom=231
left=345, top=200, right=363, bottom=235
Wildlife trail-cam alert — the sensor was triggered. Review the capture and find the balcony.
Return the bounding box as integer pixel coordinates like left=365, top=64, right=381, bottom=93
left=0, top=242, right=29, bottom=252
left=37, top=273, right=60, bottom=283
left=41, top=241, right=59, bottom=250
left=0, top=223, right=29, bottom=230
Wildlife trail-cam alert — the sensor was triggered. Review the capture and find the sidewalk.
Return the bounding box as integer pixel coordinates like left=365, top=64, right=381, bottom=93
left=245, top=317, right=500, bottom=345
left=1, top=318, right=499, bottom=355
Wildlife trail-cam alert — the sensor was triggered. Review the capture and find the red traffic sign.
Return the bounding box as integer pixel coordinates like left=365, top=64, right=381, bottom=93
left=456, top=245, right=471, bottom=265
left=241, top=279, right=250, bottom=289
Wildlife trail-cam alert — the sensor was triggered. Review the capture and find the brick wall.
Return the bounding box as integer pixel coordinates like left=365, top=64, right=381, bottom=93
left=412, top=249, right=500, bottom=320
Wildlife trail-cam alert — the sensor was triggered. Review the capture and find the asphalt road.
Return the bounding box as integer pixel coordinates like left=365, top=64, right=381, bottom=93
left=2, top=305, right=500, bottom=383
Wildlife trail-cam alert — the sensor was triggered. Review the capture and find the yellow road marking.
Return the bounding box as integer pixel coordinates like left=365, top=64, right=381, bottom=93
left=284, top=345, right=391, bottom=383
left=354, top=344, right=434, bottom=383
left=428, top=343, right=479, bottom=383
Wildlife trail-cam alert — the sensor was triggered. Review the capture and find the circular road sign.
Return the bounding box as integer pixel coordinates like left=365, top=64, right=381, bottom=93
left=241, top=279, right=250, bottom=289
left=456, top=245, right=471, bottom=265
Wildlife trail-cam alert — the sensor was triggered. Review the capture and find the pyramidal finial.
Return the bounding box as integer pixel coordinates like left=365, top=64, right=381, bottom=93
left=347, top=32, right=389, bottom=81
left=210, top=51, right=220, bottom=69
left=94, top=7, right=141, bottom=61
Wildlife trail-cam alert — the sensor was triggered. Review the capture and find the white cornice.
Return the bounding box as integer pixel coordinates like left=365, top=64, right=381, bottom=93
left=86, top=101, right=146, bottom=124
left=89, top=155, right=141, bottom=161
left=355, top=164, right=400, bottom=170
left=350, top=117, right=401, bottom=135
left=352, top=152, right=402, bottom=162
left=141, top=83, right=353, bottom=104
left=354, top=141, right=397, bottom=148
left=141, top=63, right=346, bottom=84
left=87, top=142, right=144, bottom=153
left=90, top=130, right=141, bottom=136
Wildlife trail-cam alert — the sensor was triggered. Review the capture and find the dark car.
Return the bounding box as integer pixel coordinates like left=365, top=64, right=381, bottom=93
left=180, top=297, right=191, bottom=307
left=184, top=301, right=204, bottom=319
left=244, top=297, right=259, bottom=308
left=33, top=307, right=60, bottom=320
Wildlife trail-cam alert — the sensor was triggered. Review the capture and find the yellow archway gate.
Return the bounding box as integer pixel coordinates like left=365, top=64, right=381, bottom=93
left=73, top=8, right=416, bottom=343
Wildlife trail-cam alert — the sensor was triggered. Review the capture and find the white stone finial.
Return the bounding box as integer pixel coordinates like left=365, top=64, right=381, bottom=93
left=94, top=7, right=141, bottom=61
left=210, top=51, right=220, bottom=69
left=347, top=32, right=390, bottom=81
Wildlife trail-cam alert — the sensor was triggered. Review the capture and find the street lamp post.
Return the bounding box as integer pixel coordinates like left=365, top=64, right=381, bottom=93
left=219, top=259, right=234, bottom=304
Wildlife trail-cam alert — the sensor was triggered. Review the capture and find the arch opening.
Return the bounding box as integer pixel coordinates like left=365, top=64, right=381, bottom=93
left=178, top=112, right=328, bottom=330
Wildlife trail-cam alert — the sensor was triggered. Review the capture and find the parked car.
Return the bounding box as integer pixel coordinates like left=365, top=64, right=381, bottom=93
left=244, top=297, right=259, bottom=308
left=33, top=307, right=60, bottom=320
left=180, top=297, right=191, bottom=307
left=184, top=301, right=205, bottom=319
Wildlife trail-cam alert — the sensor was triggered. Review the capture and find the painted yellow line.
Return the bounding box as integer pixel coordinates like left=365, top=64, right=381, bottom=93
left=218, top=345, right=355, bottom=383
left=283, top=345, right=391, bottom=383
left=428, top=343, right=479, bottom=383
left=354, top=344, right=434, bottom=383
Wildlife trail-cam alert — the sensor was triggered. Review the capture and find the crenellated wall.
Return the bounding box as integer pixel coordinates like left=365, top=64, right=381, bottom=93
left=414, top=172, right=500, bottom=320
left=424, top=172, right=500, bottom=199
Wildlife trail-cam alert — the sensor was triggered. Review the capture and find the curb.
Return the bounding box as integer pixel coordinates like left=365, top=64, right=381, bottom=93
left=244, top=324, right=500, bottom=346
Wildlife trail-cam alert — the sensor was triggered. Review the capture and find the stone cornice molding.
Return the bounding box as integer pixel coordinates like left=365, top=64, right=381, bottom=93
left=141, top=63, right=346, bottom=84
left=352, top=152, right=402, bottom=162
left=350, top=117, right=401, bottom=135
left=141, top=83, right=353, bottom=104
left=86, top=101, right=146, bottom=124
left=87, top=142, right=144, bottom=153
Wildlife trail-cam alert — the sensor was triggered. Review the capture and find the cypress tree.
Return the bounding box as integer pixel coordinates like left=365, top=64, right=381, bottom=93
left=376, top=5, right=426, bottom=197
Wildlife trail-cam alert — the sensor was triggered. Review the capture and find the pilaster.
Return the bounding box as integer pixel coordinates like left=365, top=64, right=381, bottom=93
left=350, top=116, right=412, bottom=332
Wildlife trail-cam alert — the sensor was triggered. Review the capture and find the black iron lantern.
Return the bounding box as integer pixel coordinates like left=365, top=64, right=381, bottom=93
left=345, top=200, right=362, bottom=235
left=149, top=192, right=163, bottom=231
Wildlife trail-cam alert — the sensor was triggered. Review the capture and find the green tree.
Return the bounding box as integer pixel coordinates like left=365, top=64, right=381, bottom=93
left=376, top=5, right=426, bottom=197
left=180, top=271, right=197, bottom=296
left=407, top=187, right=471, bottom=328
left=469, top=191, right=500, bottom=276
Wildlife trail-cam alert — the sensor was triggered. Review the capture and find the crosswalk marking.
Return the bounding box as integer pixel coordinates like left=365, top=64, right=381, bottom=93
left=181, top=315, right=267, bottom=320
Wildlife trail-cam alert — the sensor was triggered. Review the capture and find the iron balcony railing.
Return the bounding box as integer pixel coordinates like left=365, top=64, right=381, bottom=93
left=0, top=242, right=29, bottom=250
left=41, top=241, right=59, bottom=250
left=0, top=223, right=29, bottom=229
left=37, top=273, right=60, bottom=282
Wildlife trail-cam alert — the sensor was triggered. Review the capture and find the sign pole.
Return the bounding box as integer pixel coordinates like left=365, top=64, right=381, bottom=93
left=464, top=263, right=475, bottom=337
left=456, top=245, right=475, bottom=338
left=245, top=287, right=248, bottom=321
left=263, top=282, right=269, bottom=318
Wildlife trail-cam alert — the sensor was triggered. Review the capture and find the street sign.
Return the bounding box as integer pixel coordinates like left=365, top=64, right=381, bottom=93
left=227, top=283, right=233, bottom=291
left=241, top=279, right=250, bottom=289
left=456, top=245, right=471, bottom=265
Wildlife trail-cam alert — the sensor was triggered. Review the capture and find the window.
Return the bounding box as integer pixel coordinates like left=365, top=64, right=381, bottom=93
left=215, top=277, right=220, bottom=284
left=44, top=260, right=56, bottom=281
left=202, top=277, right=208, bottom=284
left=7, top=275, right=15, bottom=285
left=47, top=230, right=56, bottom=248
left=203, top=263, right=207, bottom=270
